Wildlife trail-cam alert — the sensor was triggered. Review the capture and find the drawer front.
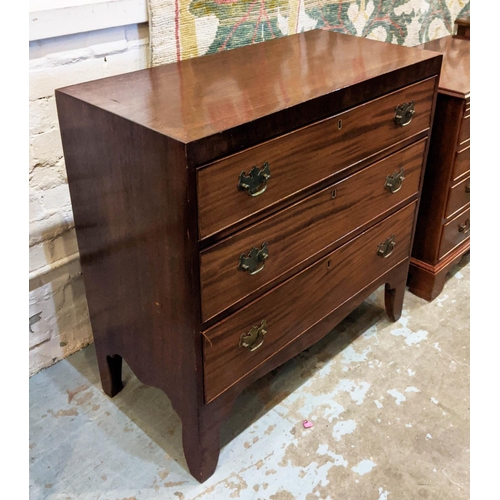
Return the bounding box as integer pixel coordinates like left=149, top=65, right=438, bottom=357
left=452, top=146, right=470, bottom=181
left=459, top=113, right=470, bottom=145
left=203, top=202, right=417, bottom=402
left=200, top=140, right=426, bottom=321
left=197, top=77, right=436, bottom=238
left=439, top=207, right=470, bottom=259
left=445, top=176, right=470, bottom=219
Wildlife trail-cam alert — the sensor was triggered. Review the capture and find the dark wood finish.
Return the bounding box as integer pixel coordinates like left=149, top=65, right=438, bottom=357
left=439, top=207, right=470, bottom=260
left=56, top=30, right=440, bottom=482
left=212, top=259, right=410, bottom=404
left=55, top=95, right=203, bottom=420
left=57, top=30, right=441, bottom=167
left=459, top=113, right=470, bottom=144
left=198, top=258, right=411, bottom=479
left=409, top=35, right=469, bottom=300
left=385, top=276, right=406, bottom=322
left=411, top=93, right=468, bottom=260
left=408, top=242, right=470, bottom=301
left=96, top=354, right=123, bottom=398
left=454, top=16, right=470, bottom=40
left=197, top=79, right=435, bottom=238
left=453, top=146, right=470, bottom=181
left=445, top=175, right=470, bottom=218
left=204, top=202, right=416, bottom=402
left=200, top=140, right=426, bottom=322
left=414, top=36, right=469, bottom=99
left=200, top=134, right=429, bottom=249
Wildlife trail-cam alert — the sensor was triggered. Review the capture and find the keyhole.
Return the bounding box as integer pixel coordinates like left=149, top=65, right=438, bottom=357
left=338, top=119, right=342, bottom=130
left=331, top=189, right=337, bottom=200
left=327, top=260, right=331, bottom=269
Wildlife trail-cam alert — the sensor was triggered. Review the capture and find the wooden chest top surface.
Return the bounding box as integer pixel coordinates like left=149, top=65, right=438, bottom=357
left=57, top=30, right=441, bottom=153
left=416, top=36, right=469, bottom=98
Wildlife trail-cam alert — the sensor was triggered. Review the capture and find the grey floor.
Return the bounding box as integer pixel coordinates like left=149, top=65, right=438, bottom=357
left=30, top=257, right=469, bottom=500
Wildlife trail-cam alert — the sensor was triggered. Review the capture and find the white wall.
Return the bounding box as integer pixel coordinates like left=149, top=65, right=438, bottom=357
left=29, top=0, right=149, bottom=375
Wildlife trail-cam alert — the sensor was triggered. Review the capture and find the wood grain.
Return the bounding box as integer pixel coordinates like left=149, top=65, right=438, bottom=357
left=409, top=35, right=469, bottom=301
left=411, top=93, right=465, bottom=264
left=56, top=31, right=441, bottom=482
left=197, top=78, right=435, bottom=238
left=452, top=146, right=470, bottom=181
left=445, top=175, right=470, bottom=219
left=438, top=207, right=470, bottom=260
left=408, top=243, right=470, bottom=301
left=205, top=259, right=410, bottom=414
left=55, top=90, right=206, bottom=460
left=459, top=113, right=470, bottom=144
left=58, top=30, right=441, bottom=166
left=416, top=36, right=469, bottom=98
left=200, top=140, right=426, bottom=322
left=203, top=202, right=417, bottom=402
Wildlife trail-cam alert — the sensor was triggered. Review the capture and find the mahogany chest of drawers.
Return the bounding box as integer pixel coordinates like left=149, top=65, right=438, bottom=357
left=56, top=30, right=441, bottom=482
left=408, top=35, right=470, bottom=301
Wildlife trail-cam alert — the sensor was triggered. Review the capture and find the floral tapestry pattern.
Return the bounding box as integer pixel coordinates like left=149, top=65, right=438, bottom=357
left=148, top=0, right=469, bottom=67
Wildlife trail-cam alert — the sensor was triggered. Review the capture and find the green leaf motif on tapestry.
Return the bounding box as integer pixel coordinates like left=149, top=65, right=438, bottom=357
left=456, top=3, right=470, bottom=19
left=361, top=0, right=413, bottom=45
left=189, top=0, right=289, bottom=54
left=306, top=2, right=357, bottom=35
left=418, top=0, right=452, bottom=43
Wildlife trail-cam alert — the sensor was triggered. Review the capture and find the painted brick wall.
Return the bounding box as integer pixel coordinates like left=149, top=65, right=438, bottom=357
left=29, top=20, right=150, bottom=375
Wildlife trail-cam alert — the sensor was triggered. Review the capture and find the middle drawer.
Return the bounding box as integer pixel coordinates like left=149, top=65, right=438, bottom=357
left=199, top=139, right=426, bottom=322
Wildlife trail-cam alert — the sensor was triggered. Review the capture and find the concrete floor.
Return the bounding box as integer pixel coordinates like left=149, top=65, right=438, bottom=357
left=30, top=257, right=470, bottom=500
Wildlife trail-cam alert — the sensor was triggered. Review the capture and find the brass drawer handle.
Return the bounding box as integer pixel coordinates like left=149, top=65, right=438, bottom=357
left=377, top=235, right=396, bottom=258
left=238, top=162, right=271, bottom=197
left=458, top=219, right=470, bottom=234
left=465, top=184, right=470, bottom=194
left=238, top=242, right=269, bottom=275
left=239, top=320, right=267, bottom=352
left=394, top=101, right=415, bottom=127
left=384, top=167, right=405, bottom=193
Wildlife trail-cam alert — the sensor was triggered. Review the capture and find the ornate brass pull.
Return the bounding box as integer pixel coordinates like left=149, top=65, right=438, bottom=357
left=394, top=101, right=415, bottom=127
left=377, top=235, right=396, bottom=258
left=238, top=243, right=269, bottom=275
left=384, top=168, right=405, bottom=193
left=458, top=219, right=470, bottom=234
left=238, top=162, right=271, bottom=197
left=239, top=320, right=267, bottom=352
left=465, top=184, right=470, bottom=194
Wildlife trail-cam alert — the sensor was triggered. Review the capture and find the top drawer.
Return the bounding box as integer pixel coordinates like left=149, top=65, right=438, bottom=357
left=197, top=77, right=436, bottom=239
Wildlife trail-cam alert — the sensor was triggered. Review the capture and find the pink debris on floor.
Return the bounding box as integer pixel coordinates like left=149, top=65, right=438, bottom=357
left=303, top=420, right=314, bottom=429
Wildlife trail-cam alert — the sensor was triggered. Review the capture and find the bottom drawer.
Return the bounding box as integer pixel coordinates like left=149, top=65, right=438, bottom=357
left=203, top=202, right=417, bottom=402
left=439, top=207, right=470, bottom=259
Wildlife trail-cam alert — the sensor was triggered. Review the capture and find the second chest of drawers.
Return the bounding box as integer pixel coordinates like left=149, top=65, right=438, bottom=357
left=408, top=35, right=470, bottom=301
